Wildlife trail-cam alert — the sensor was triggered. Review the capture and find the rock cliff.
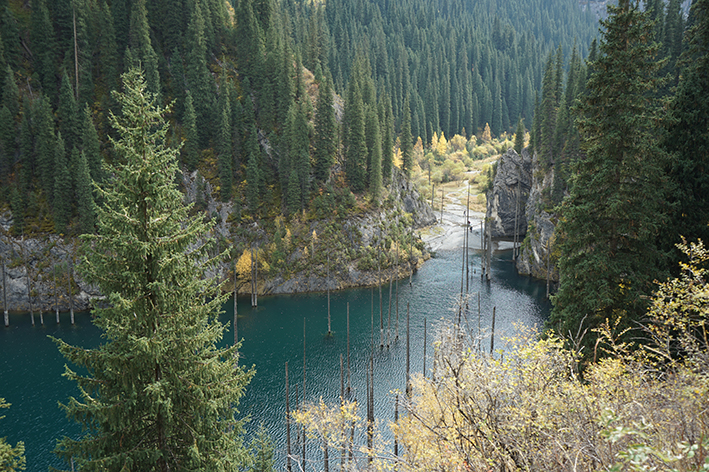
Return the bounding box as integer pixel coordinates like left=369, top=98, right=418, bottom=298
left=485, top=148, right=533, bottom=240
left=515, top=150, right=559, bottom=282
left=1, top=169, right=435, bottom=313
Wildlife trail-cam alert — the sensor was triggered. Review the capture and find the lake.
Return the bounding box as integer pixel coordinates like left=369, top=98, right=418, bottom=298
left=0, top=245, right=550, bottom=471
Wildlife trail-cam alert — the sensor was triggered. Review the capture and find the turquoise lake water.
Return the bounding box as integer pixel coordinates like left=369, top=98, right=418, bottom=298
left=1, top=247, right=550, bottom=471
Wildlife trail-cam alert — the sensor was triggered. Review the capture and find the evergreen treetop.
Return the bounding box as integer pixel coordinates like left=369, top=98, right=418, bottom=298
left=52, top=68, right=253, bottom=471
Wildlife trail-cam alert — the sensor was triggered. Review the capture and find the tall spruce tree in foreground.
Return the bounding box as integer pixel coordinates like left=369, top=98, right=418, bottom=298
left=52, top=68, right=253, bottom=471
left=550, top=0, right=668, bottom=344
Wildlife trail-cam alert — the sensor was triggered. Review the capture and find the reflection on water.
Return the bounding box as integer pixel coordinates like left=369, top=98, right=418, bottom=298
left=0, top=248, right=550, bottom=470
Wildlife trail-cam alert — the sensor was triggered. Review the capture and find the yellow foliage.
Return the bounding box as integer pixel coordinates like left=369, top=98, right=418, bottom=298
left=435, top=131, right=447, bottom=156
left=450, top=134, right=467, bottom=152
left=293, top=246, right=709, bottom=472
left=430, top=132, right=438, bottom=150
left=234, top=250, right=252, bottom=280
left=482, top=122, right=492, bottom=141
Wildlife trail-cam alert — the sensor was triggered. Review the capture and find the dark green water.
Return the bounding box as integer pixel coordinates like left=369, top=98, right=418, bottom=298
left=1, top=248, right=550, bottom=471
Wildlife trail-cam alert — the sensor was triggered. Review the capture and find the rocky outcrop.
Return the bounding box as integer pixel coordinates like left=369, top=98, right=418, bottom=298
left=0, top=213, right=99, bottom=313
left=390, top=168, right=437, bottom=228
left=485, top=148, right=533, bottom=240
left=515, top=151, right=559, bottom=282
left=1, top=168, right=435, bottom=312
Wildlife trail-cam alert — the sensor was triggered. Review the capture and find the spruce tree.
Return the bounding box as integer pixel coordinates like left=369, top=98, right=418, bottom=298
left=128, top=0, right=161, bottom=98
left=381, top=93, right=394, bottom=185
left=662, top=0, right=709, bottom=259
left=0, top=104, right=14, bottom=180
left=53, top=69, right=253, bottom=471
left=182, top=91, right=199, bottom=171
left=185, top=1, right=216, bottom=147
left=53, top=135, right=72, bottom=234
left=313, top=78, right=336, bottom=183
left=514, top=118, right=525, bottom=154
left=80, top=104, right=102, bottom=183
left=97, top=0, right=119, bottom=105
left=344, top=82, right=367, bottom=192
left=551, top=0, right=668, bottom=345
left=218, top=106, right=233, bottom=201
left=10, top=185, right=23, bottom=234
left=35, top=95, right=57, bottom=198
left=58, top=71, right=79, bottom=153
left=30, top=0, right=57, bottom=102
left=365, top=106, right=381, bottom=192
left=0, top=6, right=20, bottom=70
left=2, top=65, right=18, bottom=119
left=368, top=109, right=382, bottom=200
left=246, top=132, right=262, bottom=215
left=400, top=94, right=413, bottom=178
left=74, top=149, right=95, bottom=234
left=0, top=399, right=26, bottom=472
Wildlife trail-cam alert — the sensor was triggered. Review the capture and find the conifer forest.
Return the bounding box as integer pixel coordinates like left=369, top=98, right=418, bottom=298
left=1, top=0, right=709, bottom=469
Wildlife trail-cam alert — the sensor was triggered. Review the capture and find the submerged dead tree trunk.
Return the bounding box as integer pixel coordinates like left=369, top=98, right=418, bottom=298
left=54, top=264, right=60, bottom=324
left=2, top=257, right=8, bottom=327
left=286, top=361, right=292, bottom=472
left=67, top=257, right=75, bottom=325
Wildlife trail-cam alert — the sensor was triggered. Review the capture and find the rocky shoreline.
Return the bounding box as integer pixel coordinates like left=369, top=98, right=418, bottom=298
left=1, top=171, right=436, bottom=316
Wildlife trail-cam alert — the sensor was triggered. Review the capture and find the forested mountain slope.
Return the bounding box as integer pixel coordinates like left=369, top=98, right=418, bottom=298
left=0, top=0, right=598, bottom=239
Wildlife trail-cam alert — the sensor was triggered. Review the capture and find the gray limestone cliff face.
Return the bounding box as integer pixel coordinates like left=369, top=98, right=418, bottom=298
left=515, top=151, right=559, bottom=282
left=485, top=148, right=533, bottom=239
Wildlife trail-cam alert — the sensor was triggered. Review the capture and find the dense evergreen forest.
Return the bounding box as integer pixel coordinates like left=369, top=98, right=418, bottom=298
left=524, top=0, right=709, bottom=352
left=0, top=0, right=597, bottom=236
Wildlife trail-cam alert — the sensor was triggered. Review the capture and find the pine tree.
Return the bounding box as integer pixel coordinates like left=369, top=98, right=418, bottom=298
left=313, top=77, right=336, bottom=183
left=400, top=93, right=413, bottom=178
left=52, top=68, right=253, bottom=471
left=551, top=0, right=668, bottom=345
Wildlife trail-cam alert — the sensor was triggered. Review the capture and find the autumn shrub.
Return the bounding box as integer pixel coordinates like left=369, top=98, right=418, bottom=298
left=293, top=241, right=709, bottom=472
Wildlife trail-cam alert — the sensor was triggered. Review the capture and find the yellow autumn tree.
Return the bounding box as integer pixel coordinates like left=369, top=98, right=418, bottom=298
left=435, top=131, right=447, bottom=156
left=482, top=122, right=492, bottom=141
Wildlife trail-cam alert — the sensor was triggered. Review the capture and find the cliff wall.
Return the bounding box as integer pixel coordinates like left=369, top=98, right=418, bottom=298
left=485, top=148, right=533, bottom=240
left=0, top=170, right=435, bottom=313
